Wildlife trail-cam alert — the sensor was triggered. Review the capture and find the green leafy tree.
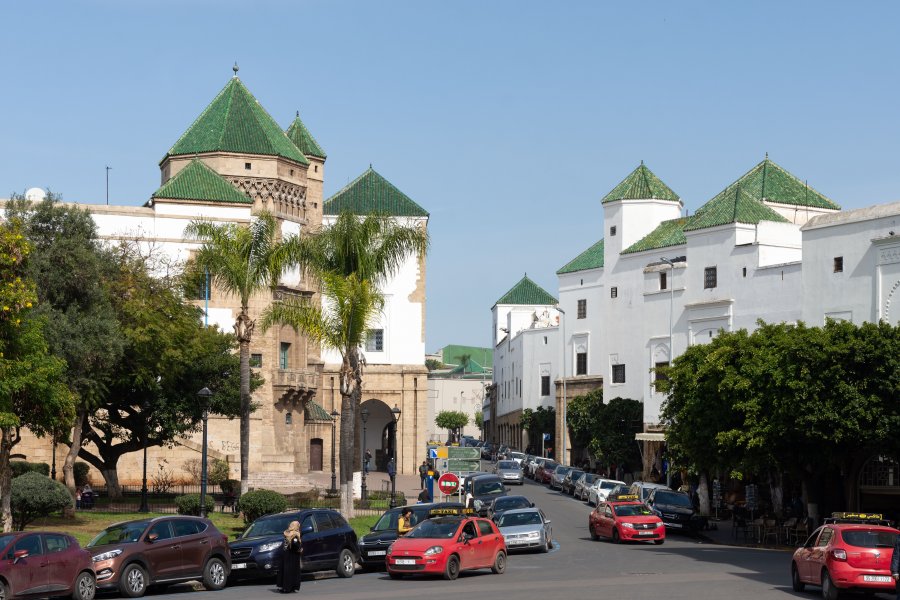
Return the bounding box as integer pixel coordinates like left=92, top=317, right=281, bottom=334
left=566, top=389, right=604, bottom=453
left=593, top=398, right=643, bottom=472
left=11, top=472, right=72, bottom=530
left=260, top=210, right=428, bottom=517
left=425, top=359, right=445, bottom=371
left=435, top=411, right=469, bottom=442
left=520, top=406, right=556, bottom=451
left=474, top=411, right=483, bottom=433
left=454, top=353, right=472, bottom=373
left=184, top=213, right=298, bottom=495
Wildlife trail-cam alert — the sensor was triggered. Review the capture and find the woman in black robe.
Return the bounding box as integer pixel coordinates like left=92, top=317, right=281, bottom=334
left=276, top=520, right=302, bottom=593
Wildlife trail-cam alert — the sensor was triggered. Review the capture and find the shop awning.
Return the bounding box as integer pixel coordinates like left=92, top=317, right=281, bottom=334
left=635, top=432, right=666, bottom=442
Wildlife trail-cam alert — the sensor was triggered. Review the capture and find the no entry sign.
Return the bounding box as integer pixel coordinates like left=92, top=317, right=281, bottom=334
left=437, top=472, right=460, bottom=495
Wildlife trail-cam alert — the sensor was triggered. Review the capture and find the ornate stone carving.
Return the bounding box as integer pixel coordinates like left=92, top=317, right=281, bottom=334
left=878, top=245, right=900, bottom=265
left=228, top=177, right=307, bottom=218
left=883, top=278, right=900, bottom=324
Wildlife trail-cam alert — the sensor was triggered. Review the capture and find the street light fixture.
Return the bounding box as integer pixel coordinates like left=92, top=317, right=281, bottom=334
left=360, top=407, right=369, bottom=502
left=197, top=387, right=213, bottom=518
left=389, top=404, right=401, bottom=509
left=138, top=400, right=150, bottom=513
left=329, top=409, right=339, bottom=494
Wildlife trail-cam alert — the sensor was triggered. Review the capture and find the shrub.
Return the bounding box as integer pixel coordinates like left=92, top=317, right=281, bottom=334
left=11, top=472, right=71, bottom=530
left=236, top=489, right=287, bottom=524
left=74, top=462, right=90, bottom=487
left=174, top=494, right=216, bottom=516
left=219, top=479, right=239, bottom=495
left=10, top=461, right=50, bottom=478
left=208, top=459, right=230, bottom=486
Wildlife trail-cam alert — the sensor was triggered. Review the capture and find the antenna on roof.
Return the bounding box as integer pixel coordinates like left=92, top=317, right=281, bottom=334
left=232, top=62, right=239, bottom=77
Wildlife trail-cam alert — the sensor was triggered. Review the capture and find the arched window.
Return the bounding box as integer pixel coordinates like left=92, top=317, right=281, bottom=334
left=859, top=455, right=900, bottom=489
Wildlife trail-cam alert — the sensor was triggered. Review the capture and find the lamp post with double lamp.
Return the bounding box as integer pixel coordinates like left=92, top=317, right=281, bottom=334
left=557, top=306, right=567, bottom=465
left=389, top=404, right=401, bottom=509
left=360, top=407, right=369, bottom=502
left=197, top=387, right=213, bottom=518
left=138, top=400, right=150, bottom=513
left=329, top=409, right=339, bottom=494
left=659, top=257, right=675, bottom=488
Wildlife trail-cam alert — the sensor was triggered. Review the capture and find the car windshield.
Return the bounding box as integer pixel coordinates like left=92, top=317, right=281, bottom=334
left=498, top=461, right=518, bottom=470
left=654, top=492, right=692, bottom=507
left=494, top=497, right=530, bottom=510
left=475, top=481, right=505, bottom=496
left=405, top=519, right=460, bottom=539
left=243, top=515, right=296, bottom=538
left=570, top=471, right=584, bottom=481
left=582, top=474, right=596, bottom=484
left=88, top=521, right=150, bottom=547
left=498, top=512, right=542, bottom=527
left=555, top=467, right=571, bottom=475
left=840, top=529, right=898, bottom=548
left=372, top=509, right=401, bottom=531
left=615, top=505, right=654, bottom=517
left=600, top=481, right=618, bottom=490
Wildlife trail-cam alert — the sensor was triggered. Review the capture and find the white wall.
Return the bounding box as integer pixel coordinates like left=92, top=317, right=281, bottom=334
left=426, top=378, right=487, bottom=441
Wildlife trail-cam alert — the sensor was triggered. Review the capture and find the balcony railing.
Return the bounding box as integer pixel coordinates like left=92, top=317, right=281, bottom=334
left=273, top=369, right=319, bottom=391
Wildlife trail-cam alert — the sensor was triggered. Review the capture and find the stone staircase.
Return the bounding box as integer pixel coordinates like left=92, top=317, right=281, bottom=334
left=247, top=471, right=315, bottom=493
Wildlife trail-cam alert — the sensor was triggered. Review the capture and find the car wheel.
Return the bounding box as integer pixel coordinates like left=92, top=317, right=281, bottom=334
left=590, top=523, right=599, bottom=541
left=0, top=579, right=8, bottom=600
left=118, top=564, right=148, bottom=598
left=791, top=564, right=805, bottom=592
left=541, top=536, right=551, bottom=553
left=202, top=557, right=227, bottom=591
left=336, top=548, right=356, bottom=578
left=491, top=551, right=506, bottom=574
left=612, top=529, right=621, bottom=544
left=388, top=571, right=404, bottom=579
left=653, top=539, right=664, bottom=545
left=443, top=555, right=460, bottom=580
left=822, top=570, right=840, bottom=600
left=73, top=571, right=96, bottom=600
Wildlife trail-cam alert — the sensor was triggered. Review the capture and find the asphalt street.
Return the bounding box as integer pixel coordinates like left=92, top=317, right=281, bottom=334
left=135, top=476, right=884, bottom=600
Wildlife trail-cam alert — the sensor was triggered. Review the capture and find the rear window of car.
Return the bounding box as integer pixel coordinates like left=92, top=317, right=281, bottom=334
left=840, top=529, right=898, bottom=548
left=495, top=497, right=530, bottom=510
left=475, top=480, right=505, bottom=496
left=172, top=520, right=202, bottom=537
left=654, top=492, right=692, bottom=507
left=498, top=461, right=518, bottom=469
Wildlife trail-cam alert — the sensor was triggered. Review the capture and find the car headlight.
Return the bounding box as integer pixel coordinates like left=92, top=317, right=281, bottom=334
left=424, top=546, right=444, bottom=556
left=621, top=522, right=635, bottom=529
left=92, top=549, right=123, bottom=562
left=524, top=532, right=541, bottom=540
left=656, top=521, right=665, bottom=528
left=259, top=541, right=282, bottom=553
left=386, top=544, right=394, bottom=556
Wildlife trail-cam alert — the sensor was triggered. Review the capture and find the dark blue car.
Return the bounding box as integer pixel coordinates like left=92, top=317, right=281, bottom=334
left=228, top=509, right=359, bottom=581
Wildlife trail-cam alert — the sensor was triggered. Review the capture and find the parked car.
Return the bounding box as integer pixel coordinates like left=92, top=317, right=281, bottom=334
left=561, top=469, right=585, bottom=495
left=645, top=489, right=702, bottom=533
left=358, top=503, right=464, bottom=570
left=589, top=498, right=665, bottom=544
left=462, top=474, right=508, bottom=514
left=537, top=462, right=558, bottom=485
left=386, top=514, right=507, bottom=580
left=629, top=481, right=672, bottom=503
left=604, top=484, right=633, bottom=502
left=495, top=460, right=524, bottom=485
left=574, top=473, right=597, bottom=501
left=480, top=443, right=495, bottom=460
left=88, top=516, right=229, bottom=598
left=548, top=466, right=573, bottom=491
left=228, top=509, right=358, bottom=581
left=488, top=495, right=535, bottom=522
left=0, top=531, right=96, bottom=600
left=791, top=515, right=900, bottom=599
left=526, top=457, right=545, bottom=479
left=496, top=445, right=510, bottom=460
left=496, top=508, right=552, bottom=553
left=508, top=452, right=526, bottom=466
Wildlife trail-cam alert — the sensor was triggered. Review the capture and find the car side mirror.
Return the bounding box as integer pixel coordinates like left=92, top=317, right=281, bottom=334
left=301, top=525, right=314, bottom=536
left=13, top=549, right=28, bottom=562
left=146, top=533, right=159, bottom=543
left=530, top=502, right=535, bottom=507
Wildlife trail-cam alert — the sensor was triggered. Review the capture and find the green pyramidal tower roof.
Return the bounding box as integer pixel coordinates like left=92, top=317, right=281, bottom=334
left=684, top=184, right=790, bottom=231
left=494, top=276, right=557, bottom=306
left=602, top=162, right=680, bottom=204
left=324, top=167, right=428, bottom=217
left=152, top=159, right=251, bottom=204
left=286, top=111, right=326, bottom=159
left=557, top=239, right=605, bottom=274
left=701, top=157, right=839, bottom=211
left=166, top=77, right=308, bottom=165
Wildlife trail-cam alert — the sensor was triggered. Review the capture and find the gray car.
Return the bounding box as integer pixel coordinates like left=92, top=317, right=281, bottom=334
left=496, top=508, right=552, bottom=553
left=495, top=460, right=524, bottom=485
left=574, top=472, right=597, bottom=501
left=549, top=465, right=572, bottom=490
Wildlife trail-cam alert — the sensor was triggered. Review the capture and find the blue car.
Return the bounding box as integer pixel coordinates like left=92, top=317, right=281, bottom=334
left=228, top=509, right=359, bottom=581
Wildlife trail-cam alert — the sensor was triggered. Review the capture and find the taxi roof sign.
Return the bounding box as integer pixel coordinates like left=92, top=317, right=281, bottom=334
left=608, top=493, right=640, bottom=502
left=824, top=512, right=890, bottom=525
left=428, top=507, right=476, bottom=517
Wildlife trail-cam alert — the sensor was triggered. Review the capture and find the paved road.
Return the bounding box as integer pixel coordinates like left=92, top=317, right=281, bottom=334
left=147, top=478, right=892, bottom=600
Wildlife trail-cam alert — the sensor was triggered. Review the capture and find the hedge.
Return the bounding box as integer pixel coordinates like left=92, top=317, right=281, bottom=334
left=236, top=489, right=287, bottom=524
left=174, top=494, right=216, bottom=516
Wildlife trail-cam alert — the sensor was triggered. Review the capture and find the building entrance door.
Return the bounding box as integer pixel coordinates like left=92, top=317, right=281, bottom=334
left=309, top=438, right=323, bottom=471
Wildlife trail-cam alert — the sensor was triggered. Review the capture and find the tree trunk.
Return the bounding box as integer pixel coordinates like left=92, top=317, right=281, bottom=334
left=338, top=348, right=361, bottom=518
left=768, top=470, right=784, bottom=518
left=63, top=409, right=88, bottom=503
left=697, top=472, right=710, bottom=516
left=77, top=447, right=126, bottom=499
left=0, top=427, right=14, bottom=532
left=99, top=467, right=122, bottom=498
left=234, top=312, right=255, bottom=496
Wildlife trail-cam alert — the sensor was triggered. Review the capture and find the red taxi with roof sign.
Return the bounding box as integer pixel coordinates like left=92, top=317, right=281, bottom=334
left=588, top=494, right=665, bottom=545
left=791, top=513, right=899, bottom=600
left=386, top=508, right=507, bottom=580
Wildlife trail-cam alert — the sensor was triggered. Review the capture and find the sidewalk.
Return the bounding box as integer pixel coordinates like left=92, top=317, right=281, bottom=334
left=699, top=517, right=796, bottom=551
left=303, top=470, right=425, bottom=503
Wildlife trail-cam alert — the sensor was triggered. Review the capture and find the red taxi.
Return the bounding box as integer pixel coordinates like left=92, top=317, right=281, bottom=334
left=386, top=509, right=507, bottom=580
left=791, top=513, right=899, bottom=600
left=588, top=494, right=665, bottom=545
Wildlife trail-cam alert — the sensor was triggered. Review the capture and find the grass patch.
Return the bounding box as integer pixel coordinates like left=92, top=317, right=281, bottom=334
left=349, top=514, right=379, bottom=537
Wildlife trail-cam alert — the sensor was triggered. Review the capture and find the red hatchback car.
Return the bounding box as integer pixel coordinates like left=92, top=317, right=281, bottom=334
left=791, top=514, right=899, bottom=600
left=0, top=531, right=96, bottom=600
left=589, top=497, right=665, bottom=545
left=386, top=512, right=507, bottom=580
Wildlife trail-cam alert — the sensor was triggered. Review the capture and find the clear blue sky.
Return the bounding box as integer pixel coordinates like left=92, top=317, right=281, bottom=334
left=2, top=1, right=899, bottom=352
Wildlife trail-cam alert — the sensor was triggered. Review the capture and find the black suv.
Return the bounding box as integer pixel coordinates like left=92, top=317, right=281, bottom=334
left=645, top=489, right=703, bottom=534
left=358, top=502, right=463, bottom=570
left=228, top=509, right=358, bottom=581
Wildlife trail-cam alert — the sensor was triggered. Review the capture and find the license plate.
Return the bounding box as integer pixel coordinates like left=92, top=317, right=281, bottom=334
left=509, top=539, right=527, bottom=545
left=638, top=531, right=654, bottom=536
left=231, top=563, right=247, bottom=570
left=863, top=575, right=892, bottom=583
left=395, top=559, right=416, bottom=565
left=367, top=550, right=386, bottom=556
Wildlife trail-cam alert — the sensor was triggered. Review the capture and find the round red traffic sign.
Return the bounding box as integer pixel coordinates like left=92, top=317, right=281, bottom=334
left=437, top=472, right=460, bottom=495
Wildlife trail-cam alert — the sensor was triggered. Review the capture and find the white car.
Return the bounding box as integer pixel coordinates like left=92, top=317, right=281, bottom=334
left=508, top=451, right=526, bottom=466
left=587, top=478, right=626, bottom=506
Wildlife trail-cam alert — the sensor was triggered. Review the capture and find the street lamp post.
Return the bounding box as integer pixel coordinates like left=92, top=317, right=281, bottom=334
left=660, top=257, right=675, bottom=488
left=557, top=306, right=567, bottom=465
left=389, top=404, right=401, bottom=509
left=50, top=433, right=57, bottom=481
left=329, top=409, right=339, bottom=494
left=360, top=407, right=369, bottom=502
left=139, top=400, right=150, bottom=513
left=197, top=387, right=213, bottom=518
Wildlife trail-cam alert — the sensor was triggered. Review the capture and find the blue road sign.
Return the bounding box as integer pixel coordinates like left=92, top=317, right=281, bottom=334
left=543, top=433, right=551, bottom=441
left=429, top=448, right=438, bottom=459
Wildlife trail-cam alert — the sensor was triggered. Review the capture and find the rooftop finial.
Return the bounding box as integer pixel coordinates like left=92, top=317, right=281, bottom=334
left=765, top=151, right=768, bottom=160
left=296, top=110, right=299, bottom=118
left=640, top=159, right=644, bottom=165
left=232, top=62, right=239, bottom=77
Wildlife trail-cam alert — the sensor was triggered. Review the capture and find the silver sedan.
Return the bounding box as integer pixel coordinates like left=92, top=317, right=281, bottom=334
left=495, top=460, right=524, bottom=485
left=496, top=508, right=553, bottom=553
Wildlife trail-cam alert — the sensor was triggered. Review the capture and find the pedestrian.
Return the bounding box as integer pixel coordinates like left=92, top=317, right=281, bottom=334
left=418, top=460, right=428, bottom=489
left=75, top=487, right=82, bottom=510
left=398, top=508, right=414, bottom=536
left=387, top=458, right=396, bottom=479
left=418, top=488, right=431, bottom=503
left=276, top=520, right=302, bottom=593
left=364, top=449, right=372, bottom=474
left=82, top=483, right=94, bottom=509
left=890, top=529, right=899, bottom=600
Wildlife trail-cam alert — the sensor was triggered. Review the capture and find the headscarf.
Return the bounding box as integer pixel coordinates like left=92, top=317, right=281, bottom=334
left=283, top=521, right=301, bottom=546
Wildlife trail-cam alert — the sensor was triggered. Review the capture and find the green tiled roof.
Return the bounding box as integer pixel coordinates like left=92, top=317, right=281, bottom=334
left=494, top=276, right=557, bottom=306
left=622, top=218, right=689, bottom=254
left=440, top=345, right=493, bottom=367
left=705, top=158, right=839, bottom=210
left=324, top=167, right=428, bottom=217
left=152, top=159, right=251, bottom=204
left=557, top=239, right=604, bottom=274
left=166, top=78, right=309, bottom=165
left=304, top=400, right=334, bottom=422
left=449, top=358, right=489, bottom=375
left=684, top=185, right=790, bottom=231
left=286, top=111, right=326, bottom=159
left=601, top=162, right=680, bottom=204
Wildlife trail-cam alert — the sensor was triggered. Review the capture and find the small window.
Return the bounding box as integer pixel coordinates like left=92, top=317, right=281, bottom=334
left=612, top=364, right=626, bottom=383
left=654, top=361, right=669, bottom=382
left=543, top=336, right=548, bottom=345
left=244, top=162, right=251, bottom=170
left=833, top=257, right=843, bottom=273
left=742, top=267, right=747, bottom=278
left=541, top=375, right=550, bottom=396
left=290, top=169, right=294, bottom=176
left=366, top=329, right=384, bottom=352
left=10, top=535, right=43, bottom=559
left=611, top=287, right=618, bottom=298
left=250, top=353, right=262, bottom=368
left=704, top=267, right=717, bottom=289
left=476, top=520, right=494, bottom=536
left=280, top=342, right=290, bottom=370
left=148, top=522, right=174, bottom=541
left=659, top=272, right=667, bottom=290
left=43, top=534, right=69, bottom=553
left=314, top=165, right=319, bottom=173
left=610, top=226, right=617, bottom=236
left=577, top=299, right=587, bottom=319
left=576, top=352, right=587, bottom=376
left=285, top=412, right=293, bottom=425
left=313, top=512, right=335, bottom=531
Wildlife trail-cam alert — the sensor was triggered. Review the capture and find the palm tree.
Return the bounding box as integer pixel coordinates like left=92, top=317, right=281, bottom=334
left=261, top=210, right=428, bottom=516
left=184, top=212, right=301, bottom=494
